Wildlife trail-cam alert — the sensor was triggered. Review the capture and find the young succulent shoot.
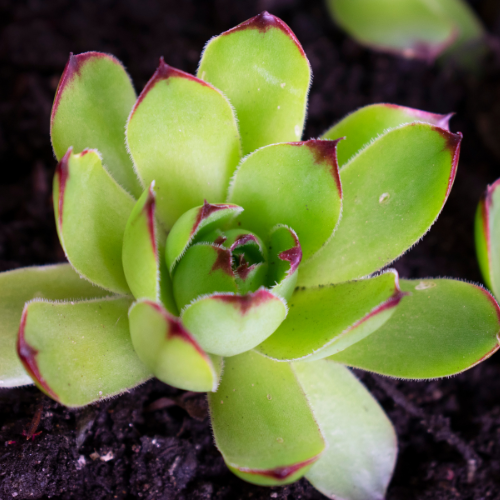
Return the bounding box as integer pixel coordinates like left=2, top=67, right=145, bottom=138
left=1, top=11, right=499, bottom=500
left=326, top=0, right=485, bottom=64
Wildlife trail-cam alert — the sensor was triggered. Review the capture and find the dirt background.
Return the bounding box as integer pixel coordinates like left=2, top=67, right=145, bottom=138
left=2, top=0, right=500, bottom=498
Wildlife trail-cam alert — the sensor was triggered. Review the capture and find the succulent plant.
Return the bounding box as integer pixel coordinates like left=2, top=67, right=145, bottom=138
left=2, top=11, right=500, bottom=500
left=326, top=0, right=485, bottom=62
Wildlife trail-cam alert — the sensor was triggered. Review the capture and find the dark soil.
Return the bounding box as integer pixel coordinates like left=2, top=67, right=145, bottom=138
left=2, top=0, right=500, bottom=498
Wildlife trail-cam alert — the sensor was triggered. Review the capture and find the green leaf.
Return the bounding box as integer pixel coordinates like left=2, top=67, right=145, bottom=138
left=165, top=201, right=243, bottom=273
left=198, top=11, right=311, bottom=155
left=181, top=288, right=287, bottom=356
left=208, top=350, right=325, bottom=486
left=256, top=271, right=404, bottom=362
left=293, top=360, right=397, bottom=500
left=435, top=0, right=485, bottom=55
left=326, top=0, right=456, bottom=60
left=129, top=300, right=221, bottom=392
left=300, top=124, right=462, bottom=286
left=54, top=148, right=135, bottom=294
left=330, top=279, right=500, bottom=378
left=17, top=297, right=151, bottom=407
left=51, top=52, right=141, bottom=197
left=475, top=180, right=500, bottom=297
left=172, top=243, right=238, bottom=310
left=122, top=182, right=177, bottom=314
left=229, top=140, right=342, bottom=261
left=0, top=264, right=111, bottom=388
left=322, top=103, right=452, bottom=167
left=266, top=225, right=302, bottom=302
left=234, top=263, right=268, bottom=295
left=126, top=59, right=241, bottom=230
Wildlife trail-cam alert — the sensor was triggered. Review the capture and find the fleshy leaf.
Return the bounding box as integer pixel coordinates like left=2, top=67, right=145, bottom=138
left=172, top=243, right=238, bottom=310
left=208, top=350, right=325, bottom=486
left=181, top=289, right=287, bottom=356
left=229, top=140, right=342, bottom=261
left=17, top=297, right=151, bottom=407
left=54, top=148, right=135, bottom=294
left=322, top=103, right=452, bottom=167
left=198, top=11, right=311, bottom=155
left=51, top=52, right=141, bottom=197
left=165, top=201, right=243, bottom=273
left=267, top=225, right=302, bottom=301
left=435, top=0, right=485, bottom=56
left=0, top=264, right=111, bottom=388
left=256, top=271, right=403, bottom=362
left=122, top=182, right=177, bottom=314
left=475, top=179, right=500, bottom=297
left=330, top=279, right=500, bottom=378
left=326, top=0, right=456, bottom=60
left=129, top=300, right=221, bottom=392
left=126, top=58, right=241, bottom=230
left=300, top=124, right=461, bottom=286
left=293, top=360, right=397, bottom=500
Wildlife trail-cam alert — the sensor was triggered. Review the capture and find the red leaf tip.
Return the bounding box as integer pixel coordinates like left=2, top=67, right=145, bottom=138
left=144, top=183, right=157, bottom=256
left=16, top=308, right=59, bottom=401
left=191, top=200, right=238, bottom=236
left=214, top=288, right=277, bottom=315
left=223, top=11, right=306, bottom=58
left=131, top=59, right=210, bottom=119
left=55, top=147, right=72, bottom=228
left=211, top=246, right=234, bottom=277
left=306, top=139, right=343, bottom=198
left=148, top=301, right=206, bottom=357
left=51, top=52, right=119, bottom=129
left=230, top=234, right=260, bottom=252
left=277, top=229, right=302, bottom=274
left=382, top=104, right=454, bottom=131
left=237, top=455, right=318, bottom=481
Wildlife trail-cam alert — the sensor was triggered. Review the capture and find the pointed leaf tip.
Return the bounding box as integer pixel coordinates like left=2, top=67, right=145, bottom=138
left=127, top=62, right=241, bottom=230
left=302, top=138, right=343, bottom=197
left=51, top=51, right=141, bottom=196
left=224, top=11, right=306, bottom=58
left=51, top=51, right=121, bottom=128
left=229, top=141, right=342, bottom=261
left=301, top=123, right=462, bottom=286
left=193, top=200, right=240, bottom=236
left=16, top=307, right=59, bottom=401
left=279, top=241, right=302, bottom=276
left=267, top=225, right=302, bottom=301
left=199, top=13, right=310, bottom=155
left=131, top=59, right=211, bottom=121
